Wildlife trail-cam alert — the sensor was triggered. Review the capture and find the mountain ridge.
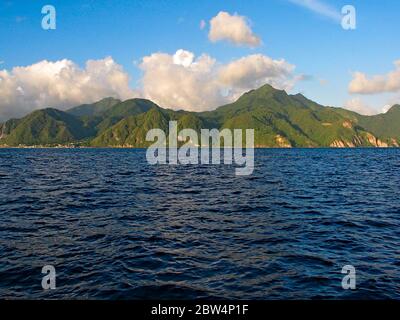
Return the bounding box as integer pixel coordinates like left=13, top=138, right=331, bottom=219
left=1, top=84, right=399, bottom=148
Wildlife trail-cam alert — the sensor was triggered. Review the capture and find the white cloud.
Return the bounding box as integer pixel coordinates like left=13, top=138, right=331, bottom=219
left=344, top=98, right=376, bottom=115
left=289, top=0, right=342, bottom=22
left=208, top=11, right=261, bottom=47
left=0, top=51, right=301, bottom=120
left=218, top=54, right=296, bottom=96
left=344, top=97, right=394, bottom=115
left=173, top=49, right=195, bottom=68
left=382, top=104, right=392, bottom=114
left=200, top=19, right=206, bottom=30
left=0, top=57, right=137, bottom=121
left=139, top=50, right=298, bottom=111
left=349, top=60, right=400, bottom=94
left=140, top=51, right=225, bottom=111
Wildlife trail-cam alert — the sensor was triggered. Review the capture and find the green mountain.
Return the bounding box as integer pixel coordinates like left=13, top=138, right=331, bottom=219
left=67, top=97, right=121, bottom=117
left=1, top=84, right=399, bottom=147
left=94, top=98, right=159, bottom=133
left=196, top=85, right=393, bottom=147
left=357, top=105, right=400, bottom=143
left=0, top=108, right=93, bottom=146
left=91, top=107, right=208, bottom=147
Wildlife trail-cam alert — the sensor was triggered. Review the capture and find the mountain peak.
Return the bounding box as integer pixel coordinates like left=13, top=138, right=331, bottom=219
left=96, top=97, right=121, bottom=105
left=34, top=108, right=64, bottom=117
left=2, top=86, right=400, bottom=147
left=99, top=97, right=119, bottom=102
left=292, top=93, right=306, bottom=99
left=239, top=83, right=286, bottom=101
left=256, top=83, right=283, bottom=94
left=67, top=97, right=121, bottom=117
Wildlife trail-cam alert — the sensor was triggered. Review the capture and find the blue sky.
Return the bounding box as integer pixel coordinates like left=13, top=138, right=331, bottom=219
left=1, top=0, right=400, bottom=120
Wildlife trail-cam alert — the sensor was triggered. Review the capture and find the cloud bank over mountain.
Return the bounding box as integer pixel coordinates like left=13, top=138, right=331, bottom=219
left=344, top=98, right=376, bottom=116
left=0, top=50, right=299, bottom=120
left=0, top=57, right=137, bottom=120
left=140, top=50, right=297, bottom=111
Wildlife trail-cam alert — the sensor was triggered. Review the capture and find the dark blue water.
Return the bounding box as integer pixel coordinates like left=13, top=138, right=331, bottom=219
left=0, top=148, right=399, bottom=299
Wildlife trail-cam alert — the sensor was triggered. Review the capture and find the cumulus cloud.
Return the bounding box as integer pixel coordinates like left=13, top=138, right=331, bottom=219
left=344, top=98, right=376, bottom=115
left=0, top=50, right=300, bottom=120
left=289, top=0, right=341, bottom=22
left=219, top=54, right=296, bottom=92
left=0, top=57, right=137, bottom=120
left=139, top=49, right=298, bottom=111
left=344, top=97, right=395, bottom=116
left=173, top=49, right=195, bottom=68
left=349, top=60, right=400, bottom=94
left=139, top=50, right=226, bottom=111
left=208, top=11, right=261, bottom=47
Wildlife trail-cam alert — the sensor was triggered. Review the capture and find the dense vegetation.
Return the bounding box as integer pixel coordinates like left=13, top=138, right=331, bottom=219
left=1, top=84, right=399, bottom=147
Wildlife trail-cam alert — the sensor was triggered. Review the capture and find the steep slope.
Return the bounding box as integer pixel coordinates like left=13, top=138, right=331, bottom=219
left=94, top=98, right=159, bottom=133
left=1, top=84, right=399, bottom=148
left=0, top=118, right=21, bottom=139
left=91, top=107, right=168, bottom=147
left=202, top=84, right=382, bottom=147
left=90, top=84, right=388, bottom=148
left=356, top=105, right=400, bottom=143
left=0, top=108, right=93, bottom=146
left=0, top=98, right=160, bottom=146
left=315, top=105, right=400, bottom=147
left=91, top=107, right=208, bottom=147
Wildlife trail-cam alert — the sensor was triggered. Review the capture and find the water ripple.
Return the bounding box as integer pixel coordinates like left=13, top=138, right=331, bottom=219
left=0, top=148, right=400, bottom=299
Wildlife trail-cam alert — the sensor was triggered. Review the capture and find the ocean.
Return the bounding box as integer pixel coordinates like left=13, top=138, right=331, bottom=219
left=0, top=148, right=399, bottom=299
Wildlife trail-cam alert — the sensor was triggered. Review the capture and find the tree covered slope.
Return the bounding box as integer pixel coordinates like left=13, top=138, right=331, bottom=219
left=1, top=84, right=399, bottom=147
